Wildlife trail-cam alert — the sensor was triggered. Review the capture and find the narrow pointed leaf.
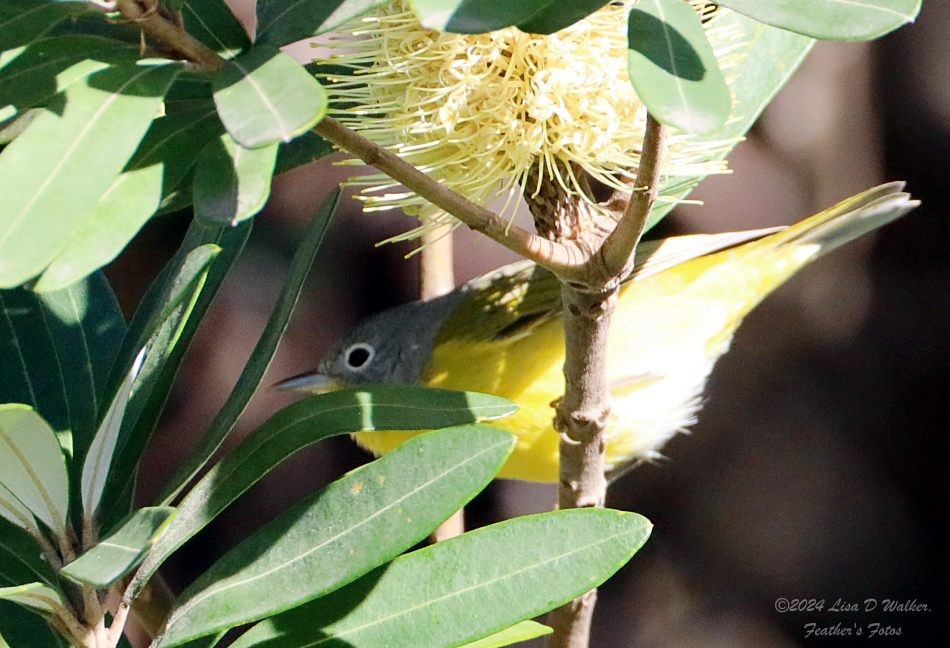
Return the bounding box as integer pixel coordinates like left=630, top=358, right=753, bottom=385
left=0, top=519, right=57, bottom=588
left=193, top=134, right=279, bottom=224
left=160, top=426, right=515, bottom=646
left=0, top=63, right=180, bottom=287
left=257, top=0, right=388, bottom=46
left=212, top=46, right=327, bottom=148
left=0, top=1, right=89, bottom=50
left=646, top=12, right=813, bottom=229
left=0, top=406, right=69, bottom=539
left=159, top=191, right=339, bottom=504
left=460, top=621, right=553, bottom=648
left=408, top=0, right=546, bottom=33
left=232, top=509, right=652, bottom=648
left=712, top=0, right=920, bottom=41
left=0, top=583, right=65, bottom=615
left=0, top=601, right=66, bottom=648
left=34, top=107, right=224, bottom=292
left=100, top=220, right=251, bottom=527
left=181, top=0, right=250, bottom=58
left=517, top=1, right=611, bottom=34
left=0, top=35, right=140, bottom=114
left=134, top=387, right=517, bottom=597
left=60, top=506, right=176, bottom=588
left=0, top=274, right=125, bottom=527
left=80, top=349, right=146, bottom=519
left=627, top=0, right=731, bottom=133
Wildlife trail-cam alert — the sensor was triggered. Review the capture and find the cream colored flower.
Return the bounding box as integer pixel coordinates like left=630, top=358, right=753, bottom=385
left=320, top=1, right=743, bottom=238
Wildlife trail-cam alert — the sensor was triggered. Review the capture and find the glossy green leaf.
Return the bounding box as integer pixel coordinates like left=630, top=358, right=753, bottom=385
left=159, top=191, right=340, bottom=504
left=134, top=387, right=517, bottom=598
left=712, top=0, right=920, bottom=41
left=460, top=621, right=553, bottom=648
left=647, top=11, right=814, bottom=229
left=0, top=35, right=140, bottom=114
left=212, top=45, right=327, bottom=148
left=0, top=601, right=66, bottom=648
left=181, top=0, right=250, bottom=58
left=34, top=106, right=224, bottom=292
left=0, top=520, right=57, bottom=588
left=97, top=243, right=222, bottom=527
left=0, top=272, right=126, bottom=529
left=0, top=406, right=69, bottom=540
left=409, top=0, right=545, bottom=33
left=100, top=220, right=251, bottom=527
left=60, top=507, right=176, bottom=588
left=627, top=0, right=730, bottom=134
left=517, top=1, right=610, bottom=34
left=79, top=349, right=145, bottom=519
left=0, top=63, right=179, bottom=288
left=0, top=583, right=65, bottom=616
left=233, top=509, right=652, bottom=648
left=193, top=134, right=279, bottom=225
left=160, top=426, right=515, bottom=646
left=0, top=1, right=89, bottom=50
left=257, top=0, right=387, bottom=46
left=0, top=484, right=37, bottom=534
left=274, top=131, right=333, bottom=175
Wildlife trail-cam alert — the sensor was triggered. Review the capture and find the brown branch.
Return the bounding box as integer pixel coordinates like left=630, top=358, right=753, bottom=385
left=313, top=118, right=588, bottom=276
left=113, top=0, right=225, bottom=72
left=600, top=114, right=667, bottom=277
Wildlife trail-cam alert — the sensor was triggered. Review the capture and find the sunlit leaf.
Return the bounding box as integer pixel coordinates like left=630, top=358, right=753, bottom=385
left=193, top=134, right=279, bottom=225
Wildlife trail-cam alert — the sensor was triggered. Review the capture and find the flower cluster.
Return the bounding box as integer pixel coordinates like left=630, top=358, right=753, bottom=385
left=320, top=1, right=744, bottom=238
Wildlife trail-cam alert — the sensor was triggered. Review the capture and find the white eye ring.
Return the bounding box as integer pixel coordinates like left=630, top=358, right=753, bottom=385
left=343, top=343, right=375, bottom=371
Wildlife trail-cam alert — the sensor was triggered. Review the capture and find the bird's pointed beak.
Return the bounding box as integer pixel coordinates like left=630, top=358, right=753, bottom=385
left=275, top=370, right=345, bottom=394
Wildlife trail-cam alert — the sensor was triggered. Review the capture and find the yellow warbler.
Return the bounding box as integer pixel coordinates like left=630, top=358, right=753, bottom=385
left=282, top=184, right=917, bottom=482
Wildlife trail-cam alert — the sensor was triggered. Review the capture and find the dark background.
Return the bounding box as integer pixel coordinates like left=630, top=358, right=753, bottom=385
left=111, top=3, right=948, bottom=646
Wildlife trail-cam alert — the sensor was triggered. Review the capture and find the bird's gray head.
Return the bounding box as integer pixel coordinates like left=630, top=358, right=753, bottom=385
left=279, top=295, right=458, bottom=393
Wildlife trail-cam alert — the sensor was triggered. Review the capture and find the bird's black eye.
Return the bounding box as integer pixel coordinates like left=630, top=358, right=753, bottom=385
left=344, top=343, right=374, bottom=370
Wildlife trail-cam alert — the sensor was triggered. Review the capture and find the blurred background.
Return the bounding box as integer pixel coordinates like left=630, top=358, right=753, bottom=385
left=111, top=2, right=948, bottom=646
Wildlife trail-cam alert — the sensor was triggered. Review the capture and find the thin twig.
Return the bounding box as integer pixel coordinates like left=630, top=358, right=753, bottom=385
left=314, top=118, right=588, bottom=276
left=112, top=0, right=224, bottom=72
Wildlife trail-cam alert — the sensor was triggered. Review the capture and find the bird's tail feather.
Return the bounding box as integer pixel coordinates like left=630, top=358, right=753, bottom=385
left=776, top=182, right=919, bottom=256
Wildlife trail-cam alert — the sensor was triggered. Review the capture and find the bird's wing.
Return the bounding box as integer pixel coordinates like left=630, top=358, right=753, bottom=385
left=437, top=228, right=783, bottom=344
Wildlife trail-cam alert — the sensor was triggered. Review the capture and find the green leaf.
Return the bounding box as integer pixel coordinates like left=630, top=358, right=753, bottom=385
left=0, top=62, right=180, bottom=288
left=0, top=1, right=89, bottom=50
left=0, top=273, right=126, bottom=531
left=159, top=191, right=340, bottom=504
left=60, top=507, right=176, bottom=589
left=647, top=11, right=813, bottom=229
left=134, top=387, right=517, bottom=598
left=712, top=0, right=920, bottom=41
left=0, top=35, right=140, bottom=114
left=0, top=519, right=57, bottom=588
left=0, top=405, right=70, bottom=540
left=627, top=0, right=731, bottom=134
left=193, top=134, right=279, bottom=225
left=232, top=509, right=652, bottom=648
left=408, top=0, right=547, bottom=33
left=100, top=220, right=251, bottom=527
left=212, top=45, right=327, bottom=148
left=0, top=600, right=66, bottom=648
left=160, top=426, right=515, bottom=646
left=0, top=484, right=37, bottom=534
left=0, top=583, right=65, bottom=616
left=517, top=1, right=610, bottom=34
left=181, top=0, right=251, bottom=58
left=79, top=350, right=145, bottom=520
left=96, top=244, right=220, bottom=526
left=34, top=106, right=224, bottom=292
left=275, top=130, right=332, bottom=175
left=256, top=0, right=388, bottom=46
left=460, top=621, right=553, bottom=648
